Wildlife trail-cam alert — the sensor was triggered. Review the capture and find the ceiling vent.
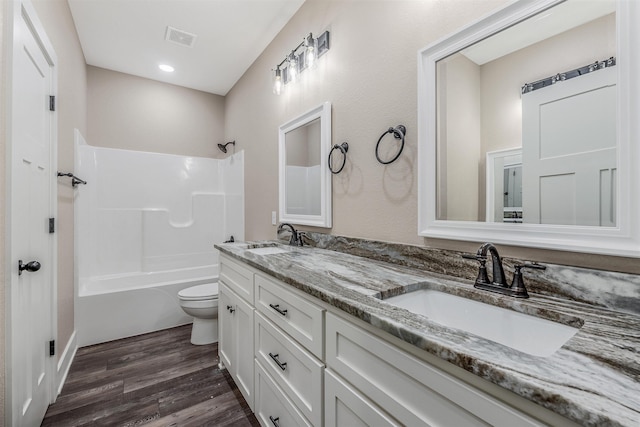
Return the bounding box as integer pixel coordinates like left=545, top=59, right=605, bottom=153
left=165, top=26, right=197, bottom=48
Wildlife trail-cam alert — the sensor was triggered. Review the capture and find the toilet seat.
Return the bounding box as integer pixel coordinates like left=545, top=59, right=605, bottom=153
left=178, top=282, right=219, bottom=301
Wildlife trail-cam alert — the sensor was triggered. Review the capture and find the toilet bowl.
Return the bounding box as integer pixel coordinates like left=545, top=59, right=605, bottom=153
left=178, top=282, right=219, bottom=345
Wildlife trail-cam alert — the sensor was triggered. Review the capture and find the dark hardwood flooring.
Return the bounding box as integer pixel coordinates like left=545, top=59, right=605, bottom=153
left=42, top=325, right=260, bottom=427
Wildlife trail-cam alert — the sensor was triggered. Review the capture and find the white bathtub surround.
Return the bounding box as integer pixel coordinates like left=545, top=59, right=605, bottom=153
left=74, top=130, right=244, bottom=346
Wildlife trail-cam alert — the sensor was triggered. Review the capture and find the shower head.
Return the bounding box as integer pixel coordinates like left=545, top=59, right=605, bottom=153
left=218, top=141, right=235, bottom=153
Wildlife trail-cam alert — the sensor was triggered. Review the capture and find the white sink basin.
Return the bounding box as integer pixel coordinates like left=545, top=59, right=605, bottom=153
left=383, top=289, right=579, bottom=357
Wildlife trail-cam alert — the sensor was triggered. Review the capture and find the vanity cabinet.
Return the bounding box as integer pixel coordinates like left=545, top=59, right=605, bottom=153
left=219, top=253, right=577, bottom=427
left=325, top=313, right=545, bottom=427
left=219, top=255, right=255, bottom=410
left=254, top=273, right=325, bottom=426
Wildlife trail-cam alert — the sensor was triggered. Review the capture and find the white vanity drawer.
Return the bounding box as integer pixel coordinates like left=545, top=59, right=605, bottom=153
left=255, top=360, right=312, bottom=427
left=325, top=369, right=400, bottom=427
left=255, top=312, right=324, bottom=426
left=220, top=254, right=254, bottom=304
left=255, top=273, right=324, bottom=358
left=326, top=313, right=545, bottom=427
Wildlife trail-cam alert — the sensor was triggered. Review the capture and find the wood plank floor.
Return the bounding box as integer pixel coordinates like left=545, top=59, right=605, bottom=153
left=42, top=325, right=260, bottom=427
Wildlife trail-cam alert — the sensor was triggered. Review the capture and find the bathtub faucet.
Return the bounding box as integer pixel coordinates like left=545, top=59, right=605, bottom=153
left=277, top=223, right=304, bottom=246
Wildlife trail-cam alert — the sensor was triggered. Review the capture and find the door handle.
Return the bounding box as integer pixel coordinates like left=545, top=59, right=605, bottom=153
left=18, top=260, right=41, bottom=276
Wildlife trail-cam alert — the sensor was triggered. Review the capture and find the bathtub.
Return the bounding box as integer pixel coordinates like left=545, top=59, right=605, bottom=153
left=76, top=265, right=218, bottom=347
left=74, top=132, right=244, bottom=347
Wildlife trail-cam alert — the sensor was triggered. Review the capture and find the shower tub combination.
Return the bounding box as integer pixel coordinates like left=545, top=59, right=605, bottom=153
left=74, top=131, right=244, bottom=346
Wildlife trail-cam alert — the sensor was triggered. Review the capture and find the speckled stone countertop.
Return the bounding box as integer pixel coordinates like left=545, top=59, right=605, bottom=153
left=214, top=240, right=640, bottom=426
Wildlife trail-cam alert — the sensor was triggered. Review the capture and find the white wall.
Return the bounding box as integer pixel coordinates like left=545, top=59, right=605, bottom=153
left=0, top=3, right=6, bottom=423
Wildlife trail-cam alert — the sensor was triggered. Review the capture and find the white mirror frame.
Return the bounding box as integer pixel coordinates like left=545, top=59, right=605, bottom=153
left=418, top=0, right=640, bottom=257
left=279, top=101, right=332, bottom=228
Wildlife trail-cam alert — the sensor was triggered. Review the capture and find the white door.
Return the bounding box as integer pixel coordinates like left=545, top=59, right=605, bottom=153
left=522, top=66, right=616, bottom=226
left=7, top=1, right=57, bottom=425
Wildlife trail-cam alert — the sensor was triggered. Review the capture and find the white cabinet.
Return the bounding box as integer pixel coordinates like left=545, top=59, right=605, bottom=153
left=254, top=272, right=325, bottom=426
left=325, top=312, right=545, bottom=427
left=325, top=369, right=400, bottom=427
left=219, top=255, right=574, bottom=427
left=254, top=359, right=312, bottom=427
left=255, top=312, right=324, bottom=426
left=255, top=274, right=324, bottom=359
left=219, top=282, right=255, bottom=410
left=219, top=254, right=256, bottom=411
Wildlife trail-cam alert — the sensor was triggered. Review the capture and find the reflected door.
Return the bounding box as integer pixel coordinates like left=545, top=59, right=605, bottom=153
left=522, top=66, right=616, bottom=226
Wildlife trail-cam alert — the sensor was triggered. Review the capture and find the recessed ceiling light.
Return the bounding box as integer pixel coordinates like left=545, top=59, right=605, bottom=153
left=159, top=64, right=175, bottom=72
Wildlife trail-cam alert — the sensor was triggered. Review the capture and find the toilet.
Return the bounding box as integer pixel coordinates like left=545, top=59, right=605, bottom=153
left=178, top=282, right=219, bottom=345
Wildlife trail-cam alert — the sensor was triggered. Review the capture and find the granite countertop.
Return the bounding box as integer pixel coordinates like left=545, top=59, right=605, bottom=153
left=215, top=241, right=640, bottom=427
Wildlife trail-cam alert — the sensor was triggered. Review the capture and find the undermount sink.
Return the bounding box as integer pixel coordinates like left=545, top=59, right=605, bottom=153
left=383, top=289, right=579, bottom=357
left=246, top=243, right=290, bottom=255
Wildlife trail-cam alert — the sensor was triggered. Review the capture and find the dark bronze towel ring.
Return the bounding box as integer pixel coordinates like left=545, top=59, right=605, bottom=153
left=375, top=125, right=406, bottom=165
left=328, top=142, right=349, bottom=174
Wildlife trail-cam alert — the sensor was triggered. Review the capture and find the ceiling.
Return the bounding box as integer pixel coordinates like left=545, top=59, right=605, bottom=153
left=461, top=0, right=616, bottom=65
left=67, top=0, right=306, bottom=96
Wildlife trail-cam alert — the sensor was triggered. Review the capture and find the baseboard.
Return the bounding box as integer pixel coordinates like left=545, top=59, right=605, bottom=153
left=55, top=330, right=78, bottom=398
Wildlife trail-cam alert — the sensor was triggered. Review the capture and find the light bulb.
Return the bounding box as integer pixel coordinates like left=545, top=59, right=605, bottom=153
left=305, top=34, right=317, bottom=69
left=288, top=54, right=298, bottom=84
left=273, top=67, right=282, bottom=95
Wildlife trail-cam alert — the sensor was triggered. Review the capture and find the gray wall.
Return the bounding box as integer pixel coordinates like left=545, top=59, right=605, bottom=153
left=87, top=66, right=226, bottom=158
left=225, top=0, right=639, bottom=273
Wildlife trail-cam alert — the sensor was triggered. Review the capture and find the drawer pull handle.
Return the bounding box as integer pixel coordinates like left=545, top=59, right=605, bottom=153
left=269, top=416, right=280, bottom=427
left=227, top=305, right=235, bottom=313
left=269, top=352, right=287, bottom=371
left=269, top=303, right=288, bottom=316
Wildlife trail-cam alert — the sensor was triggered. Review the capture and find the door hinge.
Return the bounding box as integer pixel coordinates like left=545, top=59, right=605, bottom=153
left=49, top=217, right=55, bottom=233
left=49, top=95, right=55, bottom=111
left=49, top=340, right=55, bottom=357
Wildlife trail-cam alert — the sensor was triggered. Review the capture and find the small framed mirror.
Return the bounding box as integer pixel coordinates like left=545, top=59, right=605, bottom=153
left=279, top=102, right=332, bottom=228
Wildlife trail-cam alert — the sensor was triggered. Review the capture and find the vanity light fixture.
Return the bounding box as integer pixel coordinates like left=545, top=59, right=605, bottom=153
left=273, top=66, right=283, bottom=95
left=272, top=31, right=330, bottom=95
left=288, top=52, right=299, bottom=84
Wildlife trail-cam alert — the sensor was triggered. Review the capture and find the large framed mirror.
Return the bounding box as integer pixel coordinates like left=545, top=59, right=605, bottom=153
left=418, top=0, right=640, bottom=256
left=279, top=102, right=332, bottom=228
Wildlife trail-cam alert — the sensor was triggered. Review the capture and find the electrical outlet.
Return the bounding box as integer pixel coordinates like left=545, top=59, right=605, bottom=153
left=271, top=211, right=277, bottom=225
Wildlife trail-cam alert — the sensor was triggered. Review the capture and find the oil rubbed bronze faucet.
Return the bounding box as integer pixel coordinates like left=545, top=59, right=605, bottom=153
left=277, top=223, right=305, bottom=246
left=462, top=243, right=545, bottom=298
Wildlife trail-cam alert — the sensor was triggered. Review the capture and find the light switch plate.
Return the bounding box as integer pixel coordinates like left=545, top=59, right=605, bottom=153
left=271, top=211, right=277, bottom=225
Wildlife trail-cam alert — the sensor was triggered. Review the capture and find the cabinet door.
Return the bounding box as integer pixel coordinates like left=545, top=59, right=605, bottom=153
left=325, top=369, right=400, bottom=427
left=255, top=360, right=312, bottom=427
left=326, top=313, right=543, bottom=427
left=234, top=293, right=255, bottom=411
left=219, top=283, right=234, bottom=373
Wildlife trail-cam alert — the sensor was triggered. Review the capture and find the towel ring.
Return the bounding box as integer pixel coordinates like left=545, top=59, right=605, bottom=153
left=328, top=142, right=349, bottom=174
left=375, top=125, right=406, bottom=165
